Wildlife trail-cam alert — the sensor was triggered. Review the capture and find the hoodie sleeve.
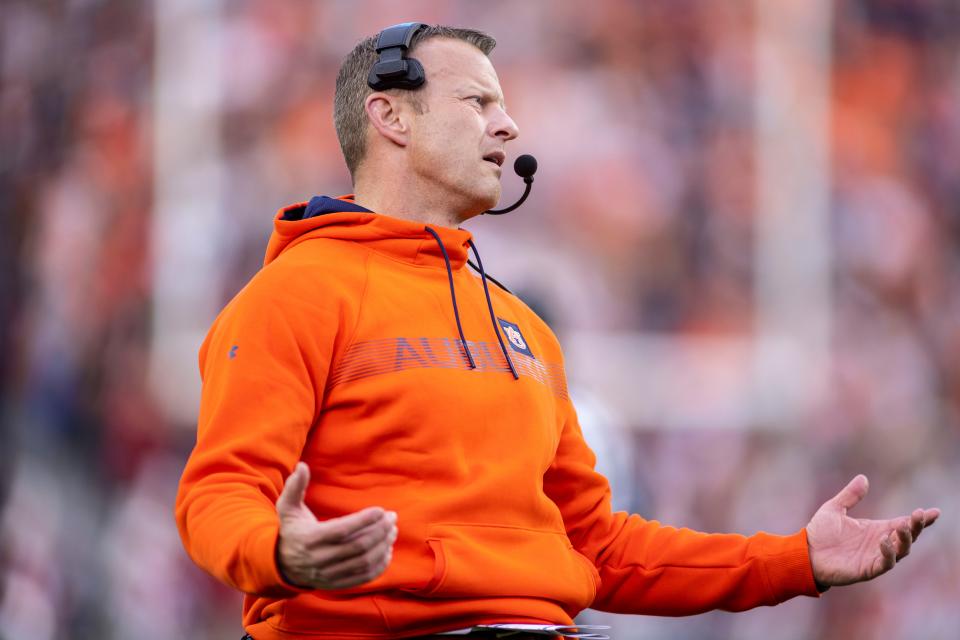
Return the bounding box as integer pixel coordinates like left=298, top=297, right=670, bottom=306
left=542, top=402, right=820, bottom=615
left=174, top=268, right=341, bottom=597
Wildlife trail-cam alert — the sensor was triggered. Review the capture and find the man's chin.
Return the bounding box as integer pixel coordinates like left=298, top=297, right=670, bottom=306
left=455, top=189, right=501, bottom=222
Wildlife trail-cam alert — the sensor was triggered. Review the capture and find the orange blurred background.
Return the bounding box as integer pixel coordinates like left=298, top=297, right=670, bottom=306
left=1, top=1, right=958, bottom=638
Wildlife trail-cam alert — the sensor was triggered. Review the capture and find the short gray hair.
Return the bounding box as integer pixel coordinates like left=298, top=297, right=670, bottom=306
left=333, top=25, right=496, bottom=179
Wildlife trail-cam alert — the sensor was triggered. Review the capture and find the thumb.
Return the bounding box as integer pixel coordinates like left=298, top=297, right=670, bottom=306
left=830, top=474, right=869, bottom=513
left=276, top=462, right=311, bottom=516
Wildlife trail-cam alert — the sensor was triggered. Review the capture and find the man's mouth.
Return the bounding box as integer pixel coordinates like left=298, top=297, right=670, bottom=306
left=483, top=151, right=505, bottom=167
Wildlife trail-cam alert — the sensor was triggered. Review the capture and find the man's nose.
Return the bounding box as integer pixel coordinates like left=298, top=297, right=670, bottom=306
left=491, top=108, right=520, bottom=142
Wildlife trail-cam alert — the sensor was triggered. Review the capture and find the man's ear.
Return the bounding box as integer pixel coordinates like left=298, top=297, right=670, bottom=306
left=365, top=93, right=410, bottom=147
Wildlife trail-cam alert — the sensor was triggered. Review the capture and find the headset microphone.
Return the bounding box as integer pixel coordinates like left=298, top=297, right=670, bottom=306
left=485, top=154, right=538, bottom=215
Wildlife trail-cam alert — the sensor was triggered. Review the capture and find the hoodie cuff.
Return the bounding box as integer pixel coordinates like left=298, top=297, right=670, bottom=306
left=757, top=528, right=821, bottom=603
left=246, top=522, right=315, bottom=597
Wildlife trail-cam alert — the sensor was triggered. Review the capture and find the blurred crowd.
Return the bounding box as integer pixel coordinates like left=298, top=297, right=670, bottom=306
left=1, top=1, right=958, bottom=638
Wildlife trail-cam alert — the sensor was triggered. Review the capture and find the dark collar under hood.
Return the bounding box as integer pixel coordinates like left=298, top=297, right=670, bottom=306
left=282, top=195, right=372, bottom=220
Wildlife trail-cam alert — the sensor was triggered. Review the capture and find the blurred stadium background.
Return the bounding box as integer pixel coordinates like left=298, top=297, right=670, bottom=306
left=1, top=1, right=958, bottom=638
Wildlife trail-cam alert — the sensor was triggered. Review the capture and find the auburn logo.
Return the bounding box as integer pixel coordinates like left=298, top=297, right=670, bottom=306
left=505, top=325, right=526, bottom=350
left=497, top=318, right=535, bottom=359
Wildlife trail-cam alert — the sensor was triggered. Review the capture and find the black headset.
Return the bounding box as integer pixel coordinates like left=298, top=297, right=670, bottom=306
left=367, top=22, right=428, bottom=91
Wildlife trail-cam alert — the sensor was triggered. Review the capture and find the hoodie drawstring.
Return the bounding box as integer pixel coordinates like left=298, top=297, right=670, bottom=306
left=424, top=226, right=476, bottom=370
left=467, top=239, right=520, bottom=380
left=424, top=227, right=519, bottom=380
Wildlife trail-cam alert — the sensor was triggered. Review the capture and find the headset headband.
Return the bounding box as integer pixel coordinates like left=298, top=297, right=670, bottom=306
left=367, top=22, right=428, bottom=91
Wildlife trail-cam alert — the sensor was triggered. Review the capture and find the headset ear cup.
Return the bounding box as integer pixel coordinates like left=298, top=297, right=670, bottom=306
left=404, top=58, right=425, bottom=88
left=367, top=58, right=426, bottom=91
left=368, top=66, right=384, bottom=90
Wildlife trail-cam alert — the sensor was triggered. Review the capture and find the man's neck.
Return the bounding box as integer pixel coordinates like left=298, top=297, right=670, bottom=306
left=352, top=189, right=464, bottom=229
left=352, top=169, right=478, bottom=229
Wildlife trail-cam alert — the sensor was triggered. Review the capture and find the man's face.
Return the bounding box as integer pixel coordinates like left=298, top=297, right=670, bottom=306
left=404, top=38, right=520, bottom=219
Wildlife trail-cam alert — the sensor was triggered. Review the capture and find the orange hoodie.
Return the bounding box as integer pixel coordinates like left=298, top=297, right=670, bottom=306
left=175, top=197, right=819, bottom=639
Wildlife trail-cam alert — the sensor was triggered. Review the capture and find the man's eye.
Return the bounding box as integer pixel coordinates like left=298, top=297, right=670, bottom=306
left=469, top=96, right=484, bottom=105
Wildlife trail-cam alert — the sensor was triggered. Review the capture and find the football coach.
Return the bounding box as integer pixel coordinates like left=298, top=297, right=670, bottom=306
left=175, top=23, right=940, bottom=640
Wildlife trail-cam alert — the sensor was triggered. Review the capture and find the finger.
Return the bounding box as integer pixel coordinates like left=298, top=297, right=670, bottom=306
left=894, top=526, right=912, bottom=561
left=276, top=462, right=310, bottom=515
left=909, top=509, right=925, bottom=541
left=912, top=508, right=941, bottom=544
left=311, top=512, right=394, bottom=551
left=343, top=510, right=398, bottom=542
left=312, top=518, right=395, bottom=567
left=317, top=551, right=392, bottom=590
left=314, top=528, right=396, bottom=581
left=879, top=532, right=896, bottom=573
left=309, top=514, right=394, bottom=564
left=831, top=474, right=869, bottom=513
left=314, top=544, right=394, bottom=590
left=312, top=507, right=389, bottom=544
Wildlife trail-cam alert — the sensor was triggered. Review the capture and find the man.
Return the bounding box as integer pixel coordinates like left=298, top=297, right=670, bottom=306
left=174, top=24, right=940, bottom=640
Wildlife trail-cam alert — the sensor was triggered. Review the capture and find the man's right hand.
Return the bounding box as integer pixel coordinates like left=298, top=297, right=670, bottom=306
left=275, top=462, right=398, bottom=590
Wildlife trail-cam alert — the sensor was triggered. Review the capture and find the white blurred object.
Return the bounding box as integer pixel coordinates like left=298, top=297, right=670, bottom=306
left=102, top=454, right=196, bottom=639
left=150, top=0, right=225, bottom=427
left=753, top=0, right=833, bottom=424
left=0, top=458, right=62, bottom=640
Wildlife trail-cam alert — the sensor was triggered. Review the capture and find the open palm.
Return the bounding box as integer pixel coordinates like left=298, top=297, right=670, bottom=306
left=806, top=475, right=940, bottom=588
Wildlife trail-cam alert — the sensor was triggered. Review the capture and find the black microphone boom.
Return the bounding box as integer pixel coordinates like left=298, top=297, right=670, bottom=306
left=484, top=154, right=538, bottom=215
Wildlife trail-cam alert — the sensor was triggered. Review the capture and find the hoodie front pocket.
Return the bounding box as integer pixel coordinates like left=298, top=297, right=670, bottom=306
left=422, top=523, right=599, bottom=611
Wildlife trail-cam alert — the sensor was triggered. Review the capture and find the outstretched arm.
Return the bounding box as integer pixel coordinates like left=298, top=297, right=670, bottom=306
left=546, top=405, right=822, bottom=615
left=546, top=400, right=942, bottom=614
left=806, top=474, right=940, bottom=589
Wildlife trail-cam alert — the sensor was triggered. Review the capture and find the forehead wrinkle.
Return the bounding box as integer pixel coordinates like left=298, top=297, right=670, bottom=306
left=417, top=39, right=505, bottom=105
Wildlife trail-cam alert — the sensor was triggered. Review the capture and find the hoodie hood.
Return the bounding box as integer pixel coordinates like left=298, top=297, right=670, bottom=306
left=265, top=194, right=519, bottom=381
left=264, top=195, right=474, bottom=270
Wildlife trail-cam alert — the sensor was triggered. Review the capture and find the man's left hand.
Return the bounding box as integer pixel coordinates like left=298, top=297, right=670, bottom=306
left=806, top=474, right=940, bottom=589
